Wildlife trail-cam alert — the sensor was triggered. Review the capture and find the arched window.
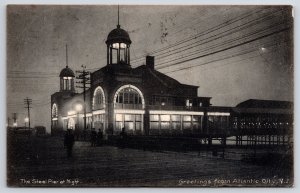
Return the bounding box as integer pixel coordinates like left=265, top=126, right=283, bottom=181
left=92, top=86, right=105, bottom=110
left=52, top=103, right=58, bottom=118
left=114, top=85, right=145, bottom=109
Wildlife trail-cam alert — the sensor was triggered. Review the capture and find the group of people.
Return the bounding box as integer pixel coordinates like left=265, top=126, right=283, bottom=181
left=90, top=128, right=103, bottom=147
left=63, top=128, right=104, bottom=158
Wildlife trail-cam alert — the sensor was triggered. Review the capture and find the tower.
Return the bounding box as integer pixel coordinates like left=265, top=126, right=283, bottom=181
left=105, top=6, right=132, bottom=66
left=59, top=45, right=75, bottom=92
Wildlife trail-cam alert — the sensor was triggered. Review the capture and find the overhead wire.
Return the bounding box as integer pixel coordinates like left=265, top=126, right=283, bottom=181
left=130, top=8, right=268, bottom=65
left=162, top=33, right=290, bottom=74
left=156, top=18, right=290, bottom=68
left=153, top=10, right=284, bottom=64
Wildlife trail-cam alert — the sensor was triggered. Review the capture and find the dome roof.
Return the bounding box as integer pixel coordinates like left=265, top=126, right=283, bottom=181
left=106, top=25, right=131, bottom=45
left=59, top=66, right=75, bottom=77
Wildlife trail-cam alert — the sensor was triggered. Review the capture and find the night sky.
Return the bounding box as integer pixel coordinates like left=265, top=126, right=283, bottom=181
left=6, top=5, right=293, bottom=132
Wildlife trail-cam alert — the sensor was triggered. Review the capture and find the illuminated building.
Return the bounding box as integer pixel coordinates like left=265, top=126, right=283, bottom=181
left=50, top=13, right=292, bottom=141
left=51, top=15, right=214, bottom=136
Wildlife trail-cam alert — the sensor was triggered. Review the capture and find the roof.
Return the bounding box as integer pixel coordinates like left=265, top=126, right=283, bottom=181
left=59, top=66, right=75, bottom=77
left=106, top=25, right=131, bottom=45
left=133, top=65, right=199, bottom=97
left=236, top=99, right=293, bottom=109
left=232, top=107, right=293, bottom=115
left=134, top=65, right=196, bottom=89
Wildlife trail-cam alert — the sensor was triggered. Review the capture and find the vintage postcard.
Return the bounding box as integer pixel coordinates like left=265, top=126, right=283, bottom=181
left=6, top=5, right=293, bottom=187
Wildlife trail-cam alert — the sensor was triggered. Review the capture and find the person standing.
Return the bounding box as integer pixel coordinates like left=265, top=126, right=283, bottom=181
left=64, top=129, right=75, bottom=158
left=90, top=128, right=97, bottom=147
left=97, top=129, right=103, bottom=146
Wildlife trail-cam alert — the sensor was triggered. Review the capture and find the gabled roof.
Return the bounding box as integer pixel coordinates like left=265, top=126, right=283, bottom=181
left=134, top=65, right=198, bottom=89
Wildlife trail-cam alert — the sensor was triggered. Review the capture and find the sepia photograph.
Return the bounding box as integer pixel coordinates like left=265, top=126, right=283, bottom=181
left=6, top=4, right=293, bottom=187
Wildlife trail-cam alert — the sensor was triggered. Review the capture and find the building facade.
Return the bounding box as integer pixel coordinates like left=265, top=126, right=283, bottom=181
left=51, top=17, right=293, bottom=142
left=51, top=22, right=213, bottom=136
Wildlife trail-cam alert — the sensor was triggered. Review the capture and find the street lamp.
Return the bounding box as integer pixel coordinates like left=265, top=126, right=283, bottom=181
left=24, top=117, right=29, bottom=129
left=13, top=122, right=17, bottom=127
left=75, top=104, right=83, bottom=112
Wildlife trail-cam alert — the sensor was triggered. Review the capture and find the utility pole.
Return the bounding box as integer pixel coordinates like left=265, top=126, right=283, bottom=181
left=24, top=97, right=32, bottom=129
left=12, top=113, right=17, bottom=127
left=76, top=65, right=90, bottom=139
left=7, top=117, right=10, bottom=127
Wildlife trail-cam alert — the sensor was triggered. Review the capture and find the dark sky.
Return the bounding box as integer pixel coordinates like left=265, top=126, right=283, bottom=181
left=6, top=5, right=293, bottom=132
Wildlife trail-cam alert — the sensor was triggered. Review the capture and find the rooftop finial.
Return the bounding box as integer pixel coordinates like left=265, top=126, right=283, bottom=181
left=117, top=4, right=120, bottom=28
left=65, top=44, right=69, bottom=68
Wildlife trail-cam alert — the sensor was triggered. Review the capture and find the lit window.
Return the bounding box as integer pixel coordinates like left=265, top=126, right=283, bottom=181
left=116, top=114, right=123, bottom=122
left=52, top=103, right=58, bottom=118
left=183, top=115, right=191, bottom=122
left=112, top=43, right=127, bottom=49
left=112, top=43, right=119, bottom=49
left=93, top=87, right=105, bottom=110
left=160, top=115, right=170, bottom=122
left=116, top=88, right=142, bottom=105
left=150, top=114, right=159, bottom=121
left=186, top=99, right=192, bottom=107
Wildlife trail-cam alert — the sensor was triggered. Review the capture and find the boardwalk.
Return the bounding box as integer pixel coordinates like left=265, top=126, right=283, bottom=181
left=7, top=135, right=292, bottom=187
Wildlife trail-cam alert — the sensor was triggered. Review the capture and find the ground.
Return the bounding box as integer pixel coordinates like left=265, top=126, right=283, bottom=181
left=7, top=134, right=293, bottom=187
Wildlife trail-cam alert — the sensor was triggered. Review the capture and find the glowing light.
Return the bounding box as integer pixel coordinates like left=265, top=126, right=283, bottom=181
left=113, top=84, right=145, bottom=109
left=75, top=104, right=83, bottom=112
left=52, top=103, right=58, bottom=118
left=24, top=117, right=29, bottom=123
left=116, top=114, right=123, bottom=121
left=260, top=47, right=267, bottom=53
left=68, top=110, right=76, bottom=116
left=112, top=43, right=127, bottom=49
left=13, top=122, right=17, bottom=127
left=86, top=113, right=93, bottom=117
left=149, top=110, right=204, bottom=115
left=93, top=109, right=105, bottom=115
left=52, top=117, right=58, bottom=121
left=207, top=112, right=230, bottom=116
left=92, top=86, right=106, bottom=110
left=160, top=115, right=170, bottom=121
left=63, top=77, right=73, bottom=80
left=114, top=109, right=145, bottom=114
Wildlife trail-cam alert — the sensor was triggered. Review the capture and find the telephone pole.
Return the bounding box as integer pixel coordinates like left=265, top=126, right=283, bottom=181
left=12, top=113, right=17, bottom=127
left=24, top=97, right=32, bottom=129
left=76, top=65, right=90, bottom=137
left=7, top=117, right=10, bottom=127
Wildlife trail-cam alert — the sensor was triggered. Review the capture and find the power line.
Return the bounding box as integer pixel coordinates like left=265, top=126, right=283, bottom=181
left=155, top=18, right=289, bottom=68
left=155, top=26, right=290, bottom=72
left=132, top=8, right=285, bottom=68
left=130, top=8, right=267, bottom=65
left=163, top=36, right=289, bottom=74
left=154, top=10, right=284, bottom=63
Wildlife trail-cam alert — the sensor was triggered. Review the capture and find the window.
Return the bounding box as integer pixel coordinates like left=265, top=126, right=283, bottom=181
left=186, top=99, right=192, bottom=107
left=160, top=115, right=170, bottom=122
left=52, top=103, right=58, bottom=118
left=115, top=114, right=142, bottom=134
left=192, top=115, right=202, bottom=130
left=93, top=87, right=105, bottom=110
left=171, top=115, right=181, bottom=130
left=150, top=114, right=159, bottom=130
left=115, top=86, right=144, bottom=109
